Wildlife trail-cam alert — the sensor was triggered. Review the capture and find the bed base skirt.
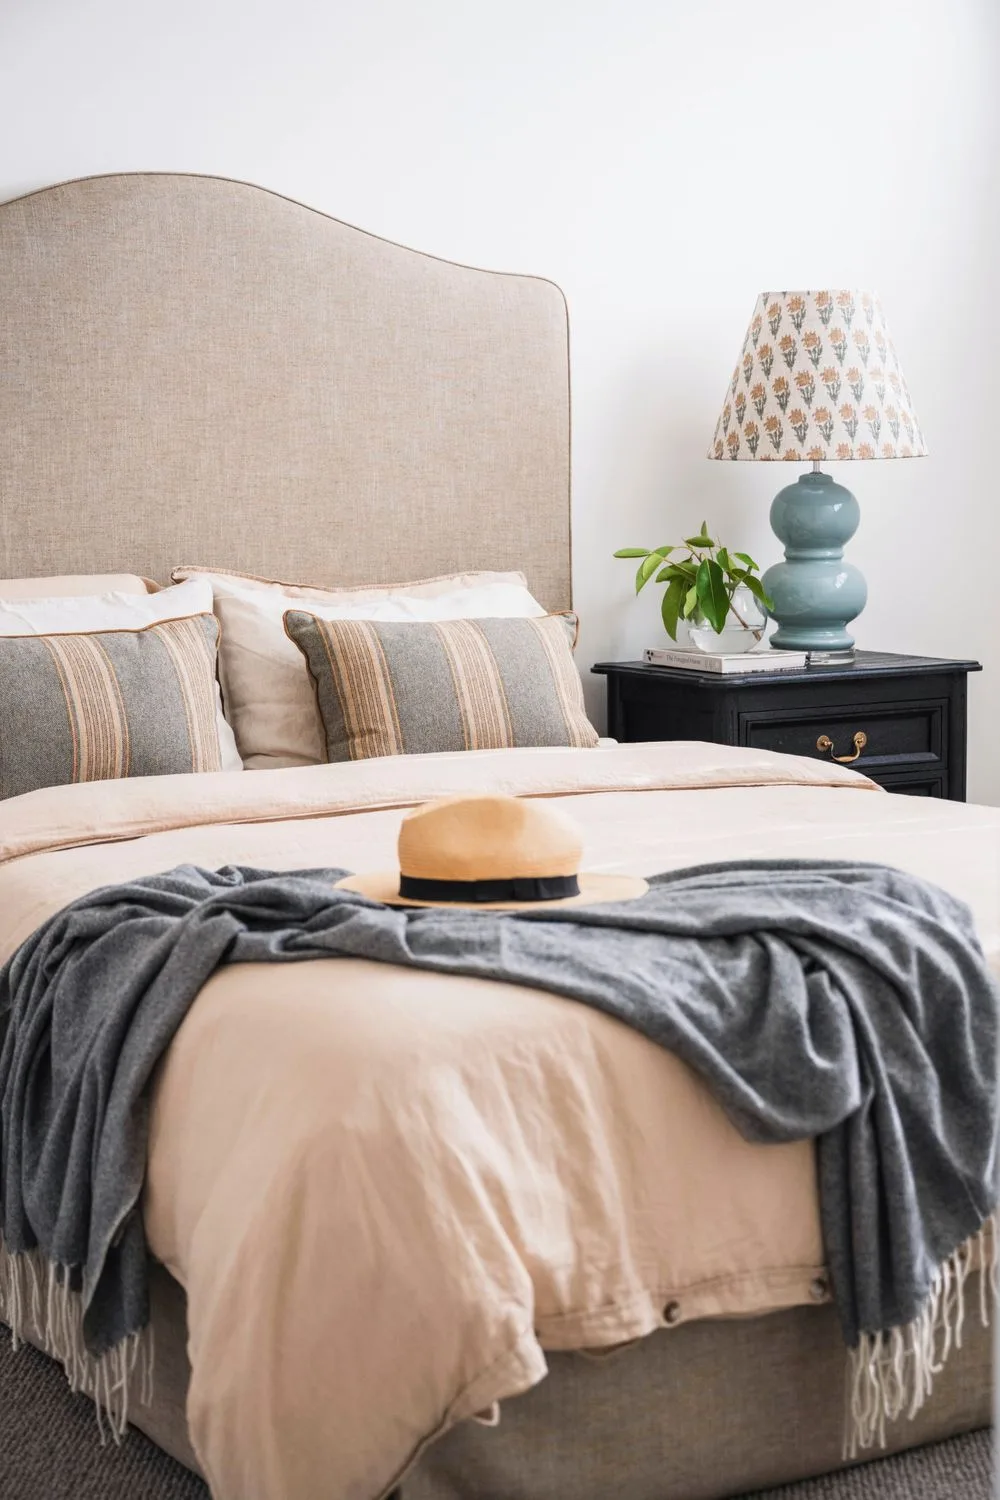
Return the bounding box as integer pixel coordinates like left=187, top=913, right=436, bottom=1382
left=20, top=1263, right=996, bottom=1500
left=402, top=1297, right=992, bottom=1500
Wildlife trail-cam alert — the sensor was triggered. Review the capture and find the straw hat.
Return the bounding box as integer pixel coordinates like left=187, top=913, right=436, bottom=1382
left=336, top=793, right=648, bottom=910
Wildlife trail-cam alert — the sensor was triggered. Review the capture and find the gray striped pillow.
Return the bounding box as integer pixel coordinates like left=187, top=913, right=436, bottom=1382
left=0, top=615, right=225, bottom=799
left=283, top=611, right=599, bottom=762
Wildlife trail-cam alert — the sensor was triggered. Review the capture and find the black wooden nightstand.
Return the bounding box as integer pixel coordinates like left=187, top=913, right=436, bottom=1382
left=592, top=653, right=982, bottom=800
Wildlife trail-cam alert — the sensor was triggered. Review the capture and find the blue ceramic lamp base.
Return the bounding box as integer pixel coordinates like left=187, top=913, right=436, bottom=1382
left=761, top=468, right=867, bottom=657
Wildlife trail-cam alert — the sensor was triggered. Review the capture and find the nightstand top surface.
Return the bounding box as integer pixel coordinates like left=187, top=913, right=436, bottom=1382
left=592, top=650, right=982, bottom=688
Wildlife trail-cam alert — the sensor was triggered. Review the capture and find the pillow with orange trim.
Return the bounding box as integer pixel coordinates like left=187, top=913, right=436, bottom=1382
left=0, top=577, right=240, bottom=773
left=283, top=611, right=598, bottom=763
left=0, top=615, right=225, bottom=799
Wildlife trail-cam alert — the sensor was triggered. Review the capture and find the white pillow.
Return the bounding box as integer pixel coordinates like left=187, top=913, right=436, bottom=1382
left=172, top=568, right=548, bottom=769
left=0, top=577, right=242, bottom=773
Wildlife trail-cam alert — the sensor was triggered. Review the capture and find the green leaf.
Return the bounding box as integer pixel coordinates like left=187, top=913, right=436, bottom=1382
left=660, top=577, right=686, bottom=641
left=684, top=533, right=714, bottom=550
left=635, top=549, right=669, bottom=594
left=733, top=551, right=759, bottom=572
left=696, top=558, right=729, bottom=633
left=740, top=573, right=774, bottom=611
left=683, top=584, right=699, bottom=618
left=716, top=546, right=731, bottom=574
left=613, top=548, right=650, bottom=559
left=655, top=562, right=695, bottom=583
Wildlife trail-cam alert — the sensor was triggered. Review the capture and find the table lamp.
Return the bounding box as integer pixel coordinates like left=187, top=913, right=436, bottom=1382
left=708, top=290, right=927, bottom=659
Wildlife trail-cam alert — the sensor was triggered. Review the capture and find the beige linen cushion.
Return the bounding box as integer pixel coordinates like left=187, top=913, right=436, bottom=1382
left=171, top=567, right=548, bottom=770
left=0, top=574, right=152, bottom=598
left=283, top=611, right=599, bottom=763
left=0, top=578, right=241, bottom=773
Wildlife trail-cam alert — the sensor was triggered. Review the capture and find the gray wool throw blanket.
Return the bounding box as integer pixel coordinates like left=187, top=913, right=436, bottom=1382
left=0, top=858, right=996, bottom=1454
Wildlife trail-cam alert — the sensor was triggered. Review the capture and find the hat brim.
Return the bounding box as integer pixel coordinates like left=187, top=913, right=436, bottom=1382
left=335, top=871, right=648, bottom=911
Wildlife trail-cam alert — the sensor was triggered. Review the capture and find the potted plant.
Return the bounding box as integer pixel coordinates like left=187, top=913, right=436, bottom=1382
left=614, top=522, right=774, bottom=653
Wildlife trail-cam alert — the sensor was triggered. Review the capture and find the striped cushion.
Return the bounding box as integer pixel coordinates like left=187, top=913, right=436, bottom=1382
left=283, top=612, right=599, bottom=762
left=0, top=615, right=224, bottom=799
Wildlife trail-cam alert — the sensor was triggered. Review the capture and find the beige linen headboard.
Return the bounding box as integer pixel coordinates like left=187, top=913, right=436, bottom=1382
left=0, top=173, right=571, bottom=608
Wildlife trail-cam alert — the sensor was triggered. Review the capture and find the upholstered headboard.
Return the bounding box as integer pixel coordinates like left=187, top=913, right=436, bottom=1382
left=0, top=173, right=571, bottom=608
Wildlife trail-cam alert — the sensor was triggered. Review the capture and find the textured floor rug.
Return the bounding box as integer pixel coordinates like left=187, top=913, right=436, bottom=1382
left=737, top=1426, right=993, bottom=1498
left=0, top=1329, right=991, bottom=1498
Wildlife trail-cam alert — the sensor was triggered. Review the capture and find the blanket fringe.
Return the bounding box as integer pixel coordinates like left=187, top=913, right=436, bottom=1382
left=0, top=1238, right=154, bottom=1444
left=844, top=1215, right=997, bottom=1460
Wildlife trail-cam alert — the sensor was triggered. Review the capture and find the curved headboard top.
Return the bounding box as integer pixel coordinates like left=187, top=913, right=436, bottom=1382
left=0, top=173, right=570, bottom=608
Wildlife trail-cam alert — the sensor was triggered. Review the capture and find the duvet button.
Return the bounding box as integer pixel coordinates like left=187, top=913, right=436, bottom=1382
left=663, top=1300, right=681, bottom=1325
left=810, top=1277, right=828, bottom=1302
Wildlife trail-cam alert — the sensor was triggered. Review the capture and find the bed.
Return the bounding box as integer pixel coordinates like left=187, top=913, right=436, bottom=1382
left=0, top=172, right=994, bottom=1500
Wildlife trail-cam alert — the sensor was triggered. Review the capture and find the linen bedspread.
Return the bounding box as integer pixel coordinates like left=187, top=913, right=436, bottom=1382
left=0, top=742, right=998, bottom=1500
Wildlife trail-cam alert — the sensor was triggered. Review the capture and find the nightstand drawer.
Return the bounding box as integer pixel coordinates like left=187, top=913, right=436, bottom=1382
left=740, top=699, right=945, bottom=773
left=877, top=770, right=948, bottom=797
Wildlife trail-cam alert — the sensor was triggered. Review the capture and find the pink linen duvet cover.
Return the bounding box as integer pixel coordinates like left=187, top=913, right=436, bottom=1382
left=0, top=742, right=997, bottom=1500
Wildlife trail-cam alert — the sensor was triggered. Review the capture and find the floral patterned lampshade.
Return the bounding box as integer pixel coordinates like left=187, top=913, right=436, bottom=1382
left=707, top=290, right=927, bottom=462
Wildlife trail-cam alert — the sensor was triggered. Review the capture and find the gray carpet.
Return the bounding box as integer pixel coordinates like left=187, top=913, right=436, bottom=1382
left=0, top=1329, right=208, bottom=1499
left=0, top=1328, right=991, bottom=1498
left=736, top=1427, right=993, bottom=1498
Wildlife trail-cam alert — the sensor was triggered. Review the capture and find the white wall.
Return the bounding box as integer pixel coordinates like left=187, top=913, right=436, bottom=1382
left=3, top=0, right=998, bottom=798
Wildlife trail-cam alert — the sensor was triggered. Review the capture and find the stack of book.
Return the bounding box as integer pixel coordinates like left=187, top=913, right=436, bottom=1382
left=643, top=646, right=809, bottom=674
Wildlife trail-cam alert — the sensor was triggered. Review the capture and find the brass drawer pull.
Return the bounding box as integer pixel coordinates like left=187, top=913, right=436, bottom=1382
left=816, top=730, right=867, bottom=764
